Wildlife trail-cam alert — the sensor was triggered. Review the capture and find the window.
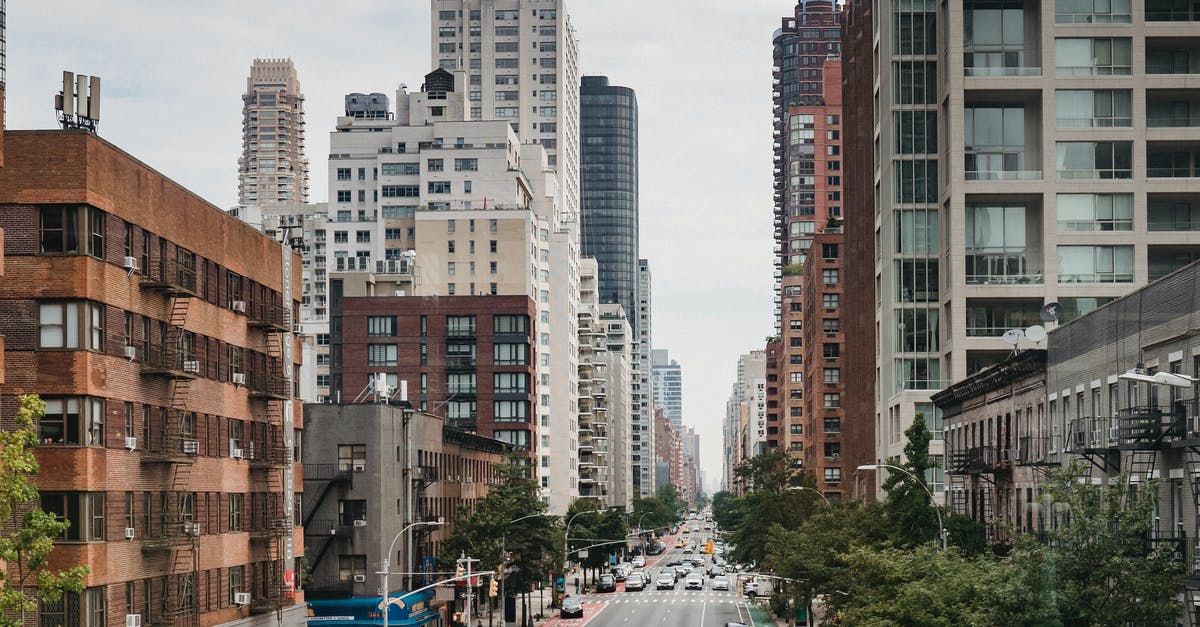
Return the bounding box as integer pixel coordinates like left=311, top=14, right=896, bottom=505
left=447, top=373, right=476, bottom=395
left=446, top=315, right=476, bottom=337
left=40, top=588, right=106, bottom=627
left=336, top=190, right=351, bottom=203
left=823, top=343, right=841, bottom=358
left=964, top=104, right=1027, bottom=178
left=494, top=372, right=530, bottom=393
left=1057, top=193, right=1133, bottom=231
left=338, top=444, right=367, bottom=472
left=1056, top=90, right=1132, bottom=128
left=367, top=344, right=398, bottom=366
left=494, top=400, right=531, bottom=422
left=822, top=269, right=839, bottom=285
left=40, top=397, right=104, bottom=446
left=367, top=316, right=396, bottom=337
left=494, top=343, right=529, bottom=366
left=333, top=231, right=348, bottom=243
left=494, top=430, right=530, bottom=448
left=1057, top=245, right=1135, bottom=283
left=428, top=181, right=452, bottom=194
left=228, top=566, right=245, bottom=605
left=381, top=162, right=420, bottom=176
left=1056, top=38, right=1132, bottom=75
left=1057, top=0, right=1131, bottom=22
left=1057, top=141, right=1133, bottom=179
left=356, top=230, right=371, bottom=243
left=824, top=393, right=842, bottom=408
left=227, top=493, right=243, bottom=531
left=454, top=158, right=479, bottom=171
left=39, top=205, right=105, bottom=258
left=823, top=318, right=840, bottom=333
left=821, top=243, right=839, bottom=259
left=822, top=294, right=839, bottom=309
left=39, top=301, right=105, bottom=351
left=42, top=492, right=105, bottom=541
left=338, top=555, right=367, bottom=582
left=824, top=368, right=841, bottom=384
left=336, top=168, right=351, bottom=181
left=381, top=185, right=420, bottom=198
left=494, top=314, right=529, bottom=334
left=338, top=500, right=366, bottom=526
left=823, top=442, right=841, bottom=458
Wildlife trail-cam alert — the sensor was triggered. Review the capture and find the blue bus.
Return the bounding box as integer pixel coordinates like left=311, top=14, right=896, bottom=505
left=307, top=589, right=444, bottom=627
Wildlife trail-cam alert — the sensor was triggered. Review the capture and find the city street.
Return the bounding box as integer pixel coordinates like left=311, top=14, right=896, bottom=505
left=541, top=526, right=762, bottom=627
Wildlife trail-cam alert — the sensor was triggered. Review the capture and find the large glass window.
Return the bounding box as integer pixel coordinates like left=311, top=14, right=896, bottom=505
left=894, top=160, right=938, bottom=203
left=494, top=372, right=530, bottom=394
left=366, top=344, right=398, bottom=367
left=447, top=373, right=477, bottom=394
left=896, top=357, right=942, bottom=391
left=895, top=209, right=939, bottom=253
left=1055, top=38, right=1132, bottom=76
left=1057, top=245, right=1134, bottom=283
left=964, top=105, right=1028, bottom=178
left=366, top=316, right=396, bottom=337
left=446, top=315, right=476, bottom=337
left=1055, top=90, right=1132, bottom=127
left=1056, top=141, right=1132, bottom=179
left=39, top=301, right=105, bottom=351
left=42, top=492, right=105, bottom=541
left=893, top=61, right=937, bottom=104
left=896, top=308, right=940, bottom=352
left=494, top=314, right=529, bottom=335
left=965, top=205, right=1037, bottom=284
left=893, top=5, right=936, bottom=55
left=493, top=343, right=528, bottom=366
left=494, top=400, right=530, bottom=422
left=894, top=111, right=938, bottom=154
left=40, top=205, right=105, bottom=258
left=896, top=259, right=939, bottom=302
left=964, top=0, right=1028, bottom=74
left=1056, top=0, right=1131, bottom=23
left=1056, top=194, right=1133, bottom=231
left=39, top=397, right=104, bottom=446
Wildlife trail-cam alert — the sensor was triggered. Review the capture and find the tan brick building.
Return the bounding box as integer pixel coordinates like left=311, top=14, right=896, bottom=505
left=0, top=130, right=305, bottom=627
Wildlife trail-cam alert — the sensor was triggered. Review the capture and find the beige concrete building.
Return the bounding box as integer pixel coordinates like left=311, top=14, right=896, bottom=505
left=870, top=0, right=1200, bottom=498
left=239, top=59, right=308, bottom=206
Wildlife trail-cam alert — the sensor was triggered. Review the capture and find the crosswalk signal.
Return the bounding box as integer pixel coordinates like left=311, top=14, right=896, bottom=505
left=489, top=577, right=499, bottom=598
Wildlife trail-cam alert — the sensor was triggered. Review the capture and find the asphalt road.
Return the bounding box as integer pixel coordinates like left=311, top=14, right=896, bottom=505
left=541, top=524, right=759, bottom=627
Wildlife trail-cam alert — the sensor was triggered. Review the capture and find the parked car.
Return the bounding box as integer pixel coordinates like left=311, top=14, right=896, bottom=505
left=656, top=572, right=676, bottom=590
left=685, top=573, right=705, bottom=590
left=743, top=581, right=759, bottom=597
left=561, top=596, right=584, bottom=618
left=625, top=572, right=646, bottom=591
left=711, top=575, right=731, bottom=591
left=597, top=574, right=616, bottom=593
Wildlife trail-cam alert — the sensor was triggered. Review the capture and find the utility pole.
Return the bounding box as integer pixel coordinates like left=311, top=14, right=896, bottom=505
left=458, top=553, right=480, bottom=625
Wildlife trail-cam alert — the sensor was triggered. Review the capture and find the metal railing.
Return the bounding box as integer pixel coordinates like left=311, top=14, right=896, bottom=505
left=965, top=169, right=1043, bottom=181
left=141, top=257, right=198, bottom=294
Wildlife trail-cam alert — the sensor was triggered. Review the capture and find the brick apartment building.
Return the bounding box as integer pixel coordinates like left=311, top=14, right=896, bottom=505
left=0, top=130, right=305, bottom=627
left=329, top=286, right=538, bottom=453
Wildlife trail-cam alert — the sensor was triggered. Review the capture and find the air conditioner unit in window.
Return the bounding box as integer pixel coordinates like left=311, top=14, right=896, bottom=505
left=124, top=345, right=138, bottom=361
left=232, top=448, right=245, bottom=460
left=182, top=360, right=200, bottom=374
left=292, top=324, right=304, bottom=334
left=353, top=519, right=368, bottom=527
left=352, top=463, right=366, bottom=472
left=230, top=300, right=247, bottom=313
left=184, top=523, right=200, bottom=536
left=123, top=256, right=140, bottom=273
left=231, top=372, right=246, bottom=386
left=353, top=574, right=367, bottom=583
left=124, top=527, right=136, bottom=540
left=125, top=615, right=142, bottom=627
left=125, top=436, right=137, bottom=450
left=181, top=440, right=199, bottom=454
left=233, top=592, right=251, bottom=606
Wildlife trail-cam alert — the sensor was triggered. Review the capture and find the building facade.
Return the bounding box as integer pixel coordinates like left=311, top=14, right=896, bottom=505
left=579, top=75, right=639, bottom=333
left=239, top=59, right=308, bottom=206
left=598, top=304, right=634, bottom=510
left=301, top=403, right=507, bottom=600
left=430, top=0, right=581, bottom=222
left=725, top=350, right=767, bottom=487
left=634, top=258, right=654, bottom=498
left=866, top=0, right=1200, bottom=499
left=650, top=350, right=682, bottom=428
left=0, top=130, right=304, bottom=626
left=772, top=0, right=843, bottom=329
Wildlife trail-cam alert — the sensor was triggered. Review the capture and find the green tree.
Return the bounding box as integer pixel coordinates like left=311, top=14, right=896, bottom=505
left=728, top=450, right=819, bottom=566
left=564, top=500, right=627, bottom=581
left=880, top=415, right=944, bottom=548
left=0, top=395, right=89, bottom=626
left=710, top=490, right=742, bottom=532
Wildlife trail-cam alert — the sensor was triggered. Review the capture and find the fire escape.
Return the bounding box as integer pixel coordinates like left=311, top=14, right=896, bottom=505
left=138, top=253, right=200, bottom=627
left=1173, top=399, right=1200, bottom=623
left=946, top=446, right=1000, bottom=541
left=247, top=298, right=293, bottom=618
left=300, top=464, right=353, bottom=594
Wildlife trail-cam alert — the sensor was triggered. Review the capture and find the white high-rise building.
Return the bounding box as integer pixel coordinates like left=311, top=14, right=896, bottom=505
left=599, top=303, right=634, bottom=511
left=636, top=258, right=655, bottom=498
left=430, top=0, right=581, bottom=223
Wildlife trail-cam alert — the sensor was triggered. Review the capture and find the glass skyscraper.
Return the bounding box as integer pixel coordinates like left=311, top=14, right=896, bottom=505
left=580, top=75, right=640, bottom=334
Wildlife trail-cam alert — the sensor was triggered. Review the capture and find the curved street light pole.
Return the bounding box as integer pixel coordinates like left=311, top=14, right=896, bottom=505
left=382, top=520, right=444, bottom=627
left=500, top=513, right=552, bottom=626
left=858, top=463, right=947, bottom=550
left=787, top=485, right=831, bottom=505
left=564, top=509, right=604, bottom=595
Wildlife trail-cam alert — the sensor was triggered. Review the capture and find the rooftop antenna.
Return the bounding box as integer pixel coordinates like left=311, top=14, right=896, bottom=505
left=55, top=71, right=101, bottom=133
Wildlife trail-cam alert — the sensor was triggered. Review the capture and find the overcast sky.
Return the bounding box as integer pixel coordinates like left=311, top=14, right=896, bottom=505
left=8, top=0, right=783, bottom=493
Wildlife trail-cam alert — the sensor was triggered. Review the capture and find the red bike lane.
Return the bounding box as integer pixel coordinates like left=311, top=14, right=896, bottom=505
left=540, top=600, right=607, bottom=627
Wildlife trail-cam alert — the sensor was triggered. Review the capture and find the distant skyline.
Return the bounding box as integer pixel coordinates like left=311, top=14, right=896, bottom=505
left=6, top=0, right=782, bottom=488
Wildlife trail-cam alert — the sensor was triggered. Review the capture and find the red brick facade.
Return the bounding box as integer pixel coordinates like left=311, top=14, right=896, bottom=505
left=330, top=292, right=538, bottom=452
left=801, top=229, right=850, bottom=498
left=0, top=130, right=304, bottom=625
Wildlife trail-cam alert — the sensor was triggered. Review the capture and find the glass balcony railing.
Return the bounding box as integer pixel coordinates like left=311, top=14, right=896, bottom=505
left=1147, top=115, right=1200, bottom=127
left=965, top=251, right=1044, bottom=285
left=965, top=169, right=1043, bottom=181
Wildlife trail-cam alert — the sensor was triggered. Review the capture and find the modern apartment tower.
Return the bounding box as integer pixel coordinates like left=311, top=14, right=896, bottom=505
left=635, top=259, right=655, bottom=497
left=580, top=75, right=640, bottom=331
left=239, top=59, right=308, bottom=206
left=866, top=0, right=1200, bottom=498
left=771, top=0, right=843, bottom=326
left=430, top=0, right=581, bottom=222
left=651, top=349, right=682, bottom=428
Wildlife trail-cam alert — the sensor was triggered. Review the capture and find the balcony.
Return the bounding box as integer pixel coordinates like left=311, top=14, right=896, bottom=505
left=1149, top=245, right=1200, bottom=280
left=248, top=302, right=291, bottom=332
left=1148, top=195, right=1200, bottom=231
left=1147, top=93, right=1200, bottom=129
left=445, top=356, right=477, bottom=371
left=1146, top=0, right=1200, bottom=20
left=140, top=258, right=198, bottom=296
left=966, top=298, right=1045, bottom=337
left=1146, top=38, right=1200, bottom=74
left=1147, top=145, right=1200, bottom=178
left=140, top=346, right=200, bottom=380
left=1015, top=435, right=1053, bottom=465
left=965, top=249, right=1044, bottom=285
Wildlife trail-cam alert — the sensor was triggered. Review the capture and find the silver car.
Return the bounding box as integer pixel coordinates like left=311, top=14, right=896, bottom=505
left=711, top=575, right=730, bottom=591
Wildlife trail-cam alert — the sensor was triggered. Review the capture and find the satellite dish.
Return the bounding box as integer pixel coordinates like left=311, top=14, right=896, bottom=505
left=1025, top=325, right=1046, bottom=343
left=1040, top=302, right=1063, bottom=323
left=1002, top=329, right=1024, bottom=346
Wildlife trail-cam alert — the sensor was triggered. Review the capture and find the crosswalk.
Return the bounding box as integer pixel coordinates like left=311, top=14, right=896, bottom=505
left=580, top=591, right=744, bottom=605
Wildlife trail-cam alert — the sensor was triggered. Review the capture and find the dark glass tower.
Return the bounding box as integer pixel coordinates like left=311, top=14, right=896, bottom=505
left=580, top=75, right=639, bottom=334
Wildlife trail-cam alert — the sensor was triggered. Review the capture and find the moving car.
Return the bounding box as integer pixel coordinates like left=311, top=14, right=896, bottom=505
left=674, top=565, right=691, bottom=579
left=712, top=575, right=730, bottom=591
left=561, top=596, right=584, bottom=618
left=613, top=566, right=628, bottom=582
left=632, top=555, right=646, bottom=568
left=685, top=573, right=705, bottom=590
left=646, top=542, right=666, bottom=555
left=665, top=558, right=683, bottom=567
left=625, top=572, right=646, bottom=591
left=743, top=581, right=759, bottom=597
left=656, top=572, right=676, bottom=590
left=597, top=574, right=616, bottom=593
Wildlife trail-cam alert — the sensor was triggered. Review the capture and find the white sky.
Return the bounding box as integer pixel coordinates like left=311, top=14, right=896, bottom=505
left=7, top=0, right=784, bottom=493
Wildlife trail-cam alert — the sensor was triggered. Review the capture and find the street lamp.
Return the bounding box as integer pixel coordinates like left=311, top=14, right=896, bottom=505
left=381, top=520, right=444, bottom=627
left=788, top=485, right=831, bottom=504
left=857, top=464, right=947, bottom=550
left=564, top=508, right=604, bottom=594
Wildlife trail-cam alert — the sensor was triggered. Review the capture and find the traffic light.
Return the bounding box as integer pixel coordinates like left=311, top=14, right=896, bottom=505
left=489, top=577, right=499, bottom=598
